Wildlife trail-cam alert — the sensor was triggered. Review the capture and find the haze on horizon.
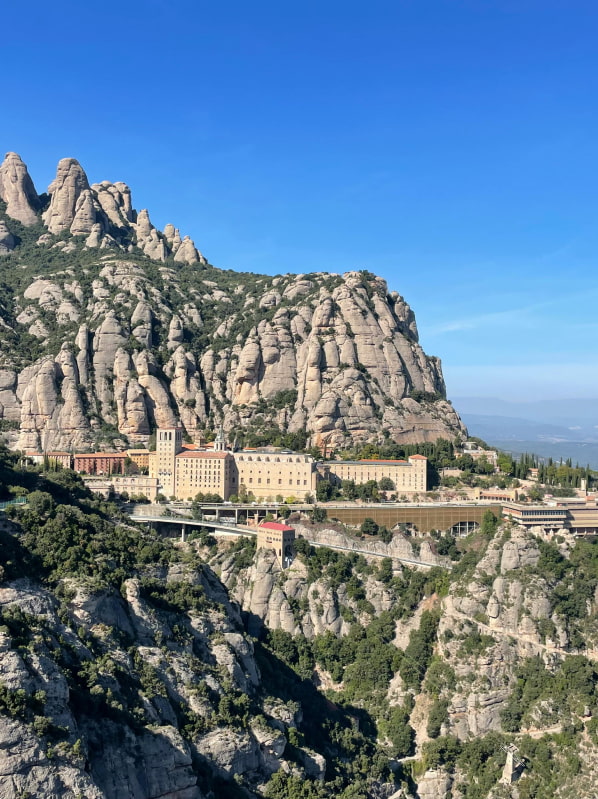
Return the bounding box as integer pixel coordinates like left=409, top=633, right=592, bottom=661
left=5, top=0, right=598, bottom=403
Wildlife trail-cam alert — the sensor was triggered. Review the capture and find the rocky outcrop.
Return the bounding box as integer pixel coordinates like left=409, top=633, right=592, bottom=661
left=218, top=540, right=436, bottom=640
left=43, top=158, right=91, bottom=234
left=173, top=235, right=204, bottom=265
left=0, top=152, right=39, bottom=225
left=2, top=263, right=465, bottom=450
left=0, top=533, right=364, bottom=799
left=0, top=220, right=15, bottom=254
left=0, top=153, right=466, bottom=450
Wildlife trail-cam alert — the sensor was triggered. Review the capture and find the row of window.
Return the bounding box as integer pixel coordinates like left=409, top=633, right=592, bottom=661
left=247, top=478, right=308, bottom=486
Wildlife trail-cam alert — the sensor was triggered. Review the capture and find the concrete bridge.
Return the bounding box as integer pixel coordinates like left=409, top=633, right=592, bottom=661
left=127, top=509, right=448, bottom=569
left=129, top=499, right=502, bottom=536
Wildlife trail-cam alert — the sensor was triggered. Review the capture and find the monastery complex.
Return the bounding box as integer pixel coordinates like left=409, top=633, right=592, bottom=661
left=26, top=427, right=428, bottom=502
left=148, top=427, right=427, bottom=502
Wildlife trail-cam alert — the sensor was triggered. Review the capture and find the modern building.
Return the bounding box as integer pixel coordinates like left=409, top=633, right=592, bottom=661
left=257, top=521, right=295, bottom=566
left=502, top=497, right=598, bottom=534
left=322, top=455, right=427, bottom=494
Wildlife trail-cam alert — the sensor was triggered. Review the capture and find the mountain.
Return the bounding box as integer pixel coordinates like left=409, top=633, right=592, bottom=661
left=1, top=449, right=598, bottom=798
left=454, top=397, right=598, bottom=436
left=453, top=397, right=598, bottom=467
left=0, top=151, right=465, bottom=452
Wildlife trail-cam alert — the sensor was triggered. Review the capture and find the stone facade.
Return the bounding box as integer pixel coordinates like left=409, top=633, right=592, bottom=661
left=24, top=451, right=72, bottom=469
left=154, top=427, right=183, bottom=497
left=149, top=427, right=317, bottom=501
left=83, top=474, right=159, bottom=501
left=126, top=448, right=151, bottom=470
left=323, top=454, right=427, bottom=493
left=175, top=451, right=234, bottom=501
left=232, top=450, right=317, bottom=500
left=257, top=522, right=295, bottom=566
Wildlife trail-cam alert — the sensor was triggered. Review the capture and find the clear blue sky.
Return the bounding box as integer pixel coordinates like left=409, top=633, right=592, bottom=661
left=5, top=0, right=598, bottom=401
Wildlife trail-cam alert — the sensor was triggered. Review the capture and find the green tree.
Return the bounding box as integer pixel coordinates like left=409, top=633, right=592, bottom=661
left=310, top=507, right=327, bottom=523
left=360, top=517, right=379, bottom=536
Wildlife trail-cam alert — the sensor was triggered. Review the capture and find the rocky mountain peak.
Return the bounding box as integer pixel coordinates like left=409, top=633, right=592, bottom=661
left=0, top=150, right=467, bottom=451
left=43, top=157, right=91, bottom=234
left=0, top=151, right=40, bottom=225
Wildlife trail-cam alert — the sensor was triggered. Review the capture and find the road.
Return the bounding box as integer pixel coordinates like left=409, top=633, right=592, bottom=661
left=127, top=510, right=448, bottom=569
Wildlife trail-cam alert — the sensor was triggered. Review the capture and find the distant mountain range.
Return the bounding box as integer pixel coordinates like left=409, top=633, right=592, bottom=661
left=453, top=397, right=598, bottom=468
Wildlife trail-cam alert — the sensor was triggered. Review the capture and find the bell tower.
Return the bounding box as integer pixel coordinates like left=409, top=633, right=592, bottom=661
left=214, top=426, right=227, bottom=452
left=156, top=427, right=183, bottom=498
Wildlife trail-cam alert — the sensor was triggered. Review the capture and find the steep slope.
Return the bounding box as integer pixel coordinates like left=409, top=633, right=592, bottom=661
left=1, top=451, right=598, bottom=798
left=211, top=520, right=598, bottom=799
left=0, top=151, right=465, bottom=451
left=0, top=451, right=394, bottom=799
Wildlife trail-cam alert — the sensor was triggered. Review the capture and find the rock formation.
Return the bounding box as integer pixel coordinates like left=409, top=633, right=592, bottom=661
left=1, top=427, right=598, bottom=799
left=0, top=220, right=15, bottom=254
left=43, top=157, right=91, bottom=234
left=0, top=152, right=467, bottom=450
left=0, top=151, right=39, bottom=225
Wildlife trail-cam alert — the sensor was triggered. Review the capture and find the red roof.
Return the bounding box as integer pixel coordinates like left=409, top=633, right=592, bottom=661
left=259, top=522, right=295, bottom=532
left=409, top=454, right=428, bottom=460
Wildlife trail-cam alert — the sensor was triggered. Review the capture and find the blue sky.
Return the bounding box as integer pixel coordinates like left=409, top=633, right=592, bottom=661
left=4, top=0, right=598, bottom=401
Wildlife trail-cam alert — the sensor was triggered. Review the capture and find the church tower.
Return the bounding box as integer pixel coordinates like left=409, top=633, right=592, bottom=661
left=214, top=426, right=227, bottom=452
left=156, top=427, right=183, bottom=498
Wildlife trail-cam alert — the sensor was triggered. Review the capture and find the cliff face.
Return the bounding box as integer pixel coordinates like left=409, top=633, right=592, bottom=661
left=1, top=448, right=598, bottom=799
left=212, top=524, right=598, bottom=799
left=0, top=151, right=466, bottom=451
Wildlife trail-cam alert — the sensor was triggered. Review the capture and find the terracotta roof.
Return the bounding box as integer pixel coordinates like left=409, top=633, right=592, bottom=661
left=176, top=451, right=229, bottom=459
left=409, top=454, right=428, bottom=460
left=259, top=522, right=295, bottom=532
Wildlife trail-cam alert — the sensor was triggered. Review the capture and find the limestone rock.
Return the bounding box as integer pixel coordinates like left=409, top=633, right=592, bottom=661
left=0, top=153, right=466, bottom=450
left=85, top=222, right=104, bottom=248
left=0, top=152, right=39, bottom=225
left=92, top=180, right=133, bottom=226
left=43, top=157, right=90, bottom=234
left=415, top=770, right=453, bottom=799
left=70, top=188, right=100, bottom=235
left=173, top=235, right=203, bottom=264
left=0, top=220, right=15, bottom=254
left=167, top=314, right=184, bottom=350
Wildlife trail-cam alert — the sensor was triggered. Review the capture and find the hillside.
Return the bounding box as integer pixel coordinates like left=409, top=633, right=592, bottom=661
left=0, top=151, right=465, bottom=452
left=1, top=449, right=598, bottom=798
